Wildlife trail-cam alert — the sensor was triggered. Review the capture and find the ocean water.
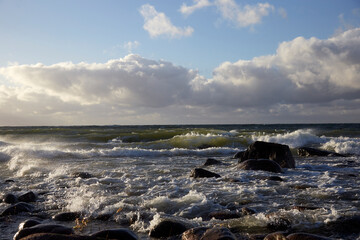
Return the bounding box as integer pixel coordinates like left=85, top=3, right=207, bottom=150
left=0, top=124, right=359, bottom=239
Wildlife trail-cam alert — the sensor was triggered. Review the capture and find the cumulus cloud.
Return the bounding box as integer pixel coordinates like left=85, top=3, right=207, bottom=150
left=139, top=4, right=194, bottom=38
left=180, top=0, right=212, bottom=16
left=0, top=28, right=360, bottom=125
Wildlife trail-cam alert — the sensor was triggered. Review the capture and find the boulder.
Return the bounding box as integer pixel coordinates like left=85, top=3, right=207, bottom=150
left=17, top=233, right=95, bottom=240
left=203, top=158, right=222, bottom=166
left=238, top=159, right=283, bottom=173
left=1, top=202, right=34, bottom=216
left=3, top=193, right=18, bottom=204
left=91, top=229, right=138, bottom=240
left=190, top=168, right=221, bottom=178
left=264, top=232, right=287, bottom=240
left=268, top=176, right=284, bottom=181
left=18, top=219, right=42, bottom=230
left=182, top=227, right=209, bottom=240
left=18, top=191, right=37, bottom=202
left=325, top=215, right=360, bottom=234
left=287, top=233, right=332, bottom=240
left=149, top=219, right=188, bottom=238
left=14, top=224, right=75, bottom=240
left=237, top=141, right=295, bottom=168
left=52, top=212, right=81, bottom=221
left=201, top=227, right=236, bottom=240
left=297, top=147, right=346, bottom=157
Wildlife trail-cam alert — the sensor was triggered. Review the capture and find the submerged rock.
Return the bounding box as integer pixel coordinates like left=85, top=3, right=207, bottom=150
left=18, top=191, right=37, bottom=203
left=3, top=193, right=18, bottom=204
left=238, top=159, right=283, bottom=173
left=201, top=227, right=236, bottom=240
left=267, top=217, right=291, bottom=231
left=1, top=202, right=34, bottom=216
left=73, top=172, right=94, bottom=179
left=236, top=141, right=295, bottom=168
left=91, top=228, right=138, bottom=240
left=14, top=224, right=75, bottom=240
left=52, top=212, right=81, bottom=221
left=297, top=147, right=346, bottom=157
left=203, top=158, right=222, bottom=166
left=149, top=219, right=188, bottom=238
left=190, top=168, right=221, bottom=178
left=208, top=210, right=241, bottom=220
left=182, top=227, right=209, bottom=240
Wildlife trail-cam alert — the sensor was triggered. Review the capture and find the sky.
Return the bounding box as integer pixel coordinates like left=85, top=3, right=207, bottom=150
left=0, top=0, right=360, bottom=126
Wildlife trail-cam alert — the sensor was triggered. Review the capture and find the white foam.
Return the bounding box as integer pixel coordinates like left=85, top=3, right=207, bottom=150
left=321, top=137, right=360, bottom=155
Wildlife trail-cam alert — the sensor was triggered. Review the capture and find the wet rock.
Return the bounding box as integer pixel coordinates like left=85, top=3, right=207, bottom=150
left=5, top=179, right=15, bottom=183
left=18, top=219, right=42, bottom=230
left=17, top=233, right=95, bottom=240
left=292, top=206, right=319, bottom=211
left=203, top=158, right=222, bottom=166
left=52, top=212, right=82, bottom=221
left=201, top=227, right=236, bottom=240
left=287, top=232, right=332, bottom=240
left=182, top=227, right=209, bottom=240
left=94, top=213, right=113, bottom=221
left=73, top=172, right=93, bottom=179
left=264, top=232, right=287, bottom=240
left=190, top=168, right=221, bottom=178
left=3, top=193, right=18, bottom=204
left=236, top=141, right=295, bottom=168
left=208, top=210, right=241, bottom=220
left=268, top=176, right=284, bottom=181
left=14, top=224, right=75, bottom=240
left=241, top=207, right=256, bottom=215
left=297, top=147, right=346, bottom=157
left=238, top=159, right=283, bottom=173
left=91, top=228, right=138, bottom=240
left=149, top=219, right=188, bottom=238
left=325, top=215, right=360, bottom=234
left=18, top=191, right=37, bottom=203
left=233, top=151, right=245, bottom=159
left=1, top=202, right=34, bottom=216
left=267, top=217, right=291, bottom=231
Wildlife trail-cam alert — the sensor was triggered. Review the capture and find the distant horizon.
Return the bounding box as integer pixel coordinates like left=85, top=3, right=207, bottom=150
left=1, top=0, right=359, bottom=125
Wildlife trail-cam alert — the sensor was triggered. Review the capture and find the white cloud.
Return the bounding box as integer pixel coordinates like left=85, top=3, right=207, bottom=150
left=139, top=4, right=194, bottom=38
left=0, top=28, right=360, bottom=125
left=180, top=0, right=212, bottom=16
left=123, top=41, right=140, bottom=53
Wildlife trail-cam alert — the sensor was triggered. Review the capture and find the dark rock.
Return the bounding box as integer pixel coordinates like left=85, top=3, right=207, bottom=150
left=1, top=202, right=34, bottom=216
left=264, top=232, right=287, bottom=240
left=325, top=215, right=360, bottom=234
left=268, top=176, right=284, bottom=181
left=94, top=213, right=113, bottom=221
left=149, top=219, right=188, bottom=238
left=292, top=206, right=319, bottom=211
left=73, top=172, right=93, bottom=179
left=287, top=232, right=332, bottom=240
left=203, top=158, right=222, bottom=166
left=18, top=233, right=95, bottom=240
left=201, top=227, right=236, bottom=240
left=182, top=227, right=209, bottom=240
left=238, top=159, right=283, bottom=173
left=233, top=151, right=245, bottom=159
left=91, top=228, right=138, bottom=240
left=241, top=207, right=256, bottom=215
left=18, top=191, right=37, bottom=202
left=3, top=193, right=18, bottom=204
left=18, top=219, right=42, bottom=230
left=52, top=212, right=81, bottom=221
left=297, top=147, right=346, bottom=157
left=13, top=224, right=75, bottom=240
left=267, top=217, right=291, bottom=231
left=5, top=179, right=15, bottom=183
left=190, top=168, right=221, bottom=178
left=208, top=210, right=241, bottom=220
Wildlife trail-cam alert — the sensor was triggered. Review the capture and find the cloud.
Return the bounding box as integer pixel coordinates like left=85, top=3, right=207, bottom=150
left=0, top=28, right=360, bottom=125
left=139, top=4, right=194, bottom=38
left=123, top=41, right=140, bottom=53
left=180, top=0, right=212, bottom=16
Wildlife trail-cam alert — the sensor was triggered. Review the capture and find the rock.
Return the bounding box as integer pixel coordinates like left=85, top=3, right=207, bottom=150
left=17, top=233, right=95, bottom=240
left=18, top=219, right=42, bottom=230
left=237, top=141, right=295, bottom=168
left=91, top=228, right=138, bottom=240
left=203, top=158, right=222, bottom=166
left=18, top=191, right=37, bottom=202
left=5, top=179, right=15, bottom=183
left=264, top=232, right=287, bottom=240
left=182, top=227, right=209, bottom=240
left=149, top=219, right=188, bottom=238
left=52, top=212, right=81, bottom=221
left=267, top=217, right=291, bottom=231
left=201, top=227, right=236, bottom=240
left=3, top=193, right=18, bottom=204
left=287, top=233, right=332, bottom=240
left=297, top=147, right=346, bottom=157
left=14, top=224, right=75, bottom=240
left=1, top=202, right=34, bottom=216
left=292, top=206, right=319, bottom=211
left=241, top=207, right=256, bottom=215
left=233, top=151, right=245, bottom=159
left=73, top=172, right=93, bottom=179
left=238, top=159, right=283, bottom=173
left=208, top=210, right=241, bottom=220
left=325, top=215, right=360, bottom=234
left=190, top=168, right=221, bottom=178
left=268, top=176, right=284, bottom=181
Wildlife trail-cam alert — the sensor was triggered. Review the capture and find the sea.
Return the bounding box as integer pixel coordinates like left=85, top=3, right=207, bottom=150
left=0, top=124, right=359, bottom=239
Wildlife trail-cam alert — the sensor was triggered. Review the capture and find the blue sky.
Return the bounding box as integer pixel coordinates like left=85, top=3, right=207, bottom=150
left=0, top=0, right=360, bottom=125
